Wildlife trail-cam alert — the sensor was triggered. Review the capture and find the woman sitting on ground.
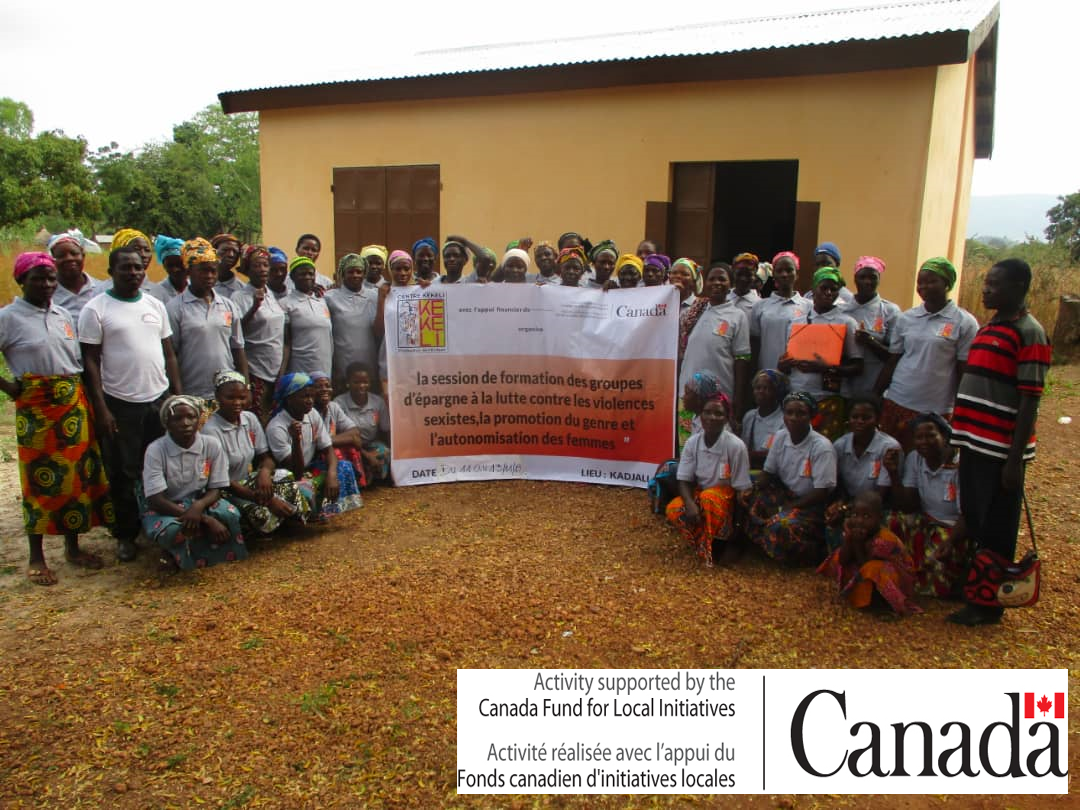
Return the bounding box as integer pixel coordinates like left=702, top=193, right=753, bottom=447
left=883, top=412, right=968, bottom=598
left=824, top=395, right=903, bottom=550
left=200, top=370, right=313, bottom=536
left=333, top=363, right=392, bottom=485
left=666, top=394, right=752, bottom=566
left=817, top=490, right=918, bottom=615
left=0, top=252, right=113, bottom=585
left=740, top=369, right=788, bottom=470
left=141, top=395, right=248, bottom=573
left=312, top=371, right=366, bottom=491
left=744, top=392, right=836, bottom=566
left=266, top=373, right=363, bottom=518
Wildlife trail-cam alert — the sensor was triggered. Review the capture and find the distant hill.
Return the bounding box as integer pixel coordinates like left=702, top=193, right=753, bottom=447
left=967, top=194, right=1060, bottom=242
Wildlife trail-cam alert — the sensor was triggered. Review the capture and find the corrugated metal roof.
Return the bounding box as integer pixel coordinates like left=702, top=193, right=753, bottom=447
left=222, top=0, right=998, bottom=95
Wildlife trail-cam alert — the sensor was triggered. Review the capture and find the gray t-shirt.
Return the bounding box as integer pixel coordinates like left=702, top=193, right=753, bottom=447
left=233, top=284, right=286, bottom=382
left=266, top=408, right=332, bottom=468
left=750, top=292, right=809, bottom=371
left=166, top=289, right=245, bottom=399
left=833, top=429, right=902, bottom=498
left=282, top=290, right=333, bottom=376
left=679, top=302, right=751, bottom=398
left=785, top=306, right=863, bottom=400
left=324, top=286, right=379, bottom=382
left=201, top=410, right=269, bottom=483
left=885, top=300, right=978, bottom=415
left=677, top=429, right=752, bottom=491
left=142, top=433, right=230, bottom=501
left=0, top=297, right=82, bottom=377
left=763, top=427, right=837, bottom=497
left=902, top=451, right=961, bottom=526
left=333, top=392, right=390, bottom=444
left=51, top=274, right=101, bottom=327
left=146, top=277, right=184, bottom=304
left=740, top=406, right=784, bottom=455
left=842, top=295, right=901, bottom=398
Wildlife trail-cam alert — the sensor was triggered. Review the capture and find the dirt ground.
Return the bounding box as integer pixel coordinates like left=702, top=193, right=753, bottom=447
left=0, top=368, right=1077, bottom=809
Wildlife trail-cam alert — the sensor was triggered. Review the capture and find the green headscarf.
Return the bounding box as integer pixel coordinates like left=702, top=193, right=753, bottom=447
left=811, top=266, right=844, bottom=289
left=919, top=257, right=957, bottom=291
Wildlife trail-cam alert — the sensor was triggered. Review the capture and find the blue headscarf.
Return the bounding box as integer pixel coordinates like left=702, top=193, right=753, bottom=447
left=754, top=369, right=790, bottom=400
left=814, top=242, right=841, bottom=265
left=272, top=372, right=313, bottom=416
left=412, top=237, right=437, bottom=256
left=153, top=235, right=184, bottom=265
left=685, top=371, right=720, bottom=399
left=268, top=247, right=288, bottom=266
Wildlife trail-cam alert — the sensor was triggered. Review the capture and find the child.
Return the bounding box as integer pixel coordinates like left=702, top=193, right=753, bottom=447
left=818, top=490, right=919, bottom=615
left=666, top=394, right=752, bottom=566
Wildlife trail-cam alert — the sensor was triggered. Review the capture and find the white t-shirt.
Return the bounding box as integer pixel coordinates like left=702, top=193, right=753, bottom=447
left=78, top=292, right=172, bottom=403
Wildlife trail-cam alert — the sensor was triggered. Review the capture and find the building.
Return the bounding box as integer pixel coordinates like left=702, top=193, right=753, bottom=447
left=220, top=0, right=999, bottom=303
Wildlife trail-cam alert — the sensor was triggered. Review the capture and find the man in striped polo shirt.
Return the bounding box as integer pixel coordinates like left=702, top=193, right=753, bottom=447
left=948, top=258, right=1051, bottom=626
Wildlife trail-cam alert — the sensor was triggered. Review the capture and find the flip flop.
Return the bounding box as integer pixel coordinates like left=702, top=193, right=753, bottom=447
left=65, top=550, right=104, bottom=570
left=27, top=567, right=57, bottom=586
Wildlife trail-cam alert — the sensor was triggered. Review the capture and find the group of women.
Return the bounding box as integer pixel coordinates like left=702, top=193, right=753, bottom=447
left=6, top=228, right=976, bottom=609
left=665, top=243, right=981, bottom=618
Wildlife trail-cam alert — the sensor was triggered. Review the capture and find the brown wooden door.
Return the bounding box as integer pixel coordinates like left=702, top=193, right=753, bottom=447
left=670, top=163, right=715, bottom=267
left=792, top=201, right=821, bottom=292
left=333, top=165, right=440, bottom=264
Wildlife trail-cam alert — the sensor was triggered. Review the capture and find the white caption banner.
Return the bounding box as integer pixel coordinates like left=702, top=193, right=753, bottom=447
left=457, top=669, right=1068, bottom=795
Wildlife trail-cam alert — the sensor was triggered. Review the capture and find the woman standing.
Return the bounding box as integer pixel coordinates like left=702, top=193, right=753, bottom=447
left=876, top=258, right=978, bottom=451
left=148, top=235, right=188, bottom=304
left=587, top=241, right=617, bottom=289
left=557, top=248, right=587, bottom=288
left=750, top=251, right=808, bottom=372
left=361, top=245, right=388, bottom=289
left=779, top=266, right=863, bottom=439
left=533, top=242, right=560, bottom=285
left=48, top=230, right=100, bottom=325
left=141, top=395, right=247, bottom=573
left=326, top=254, right=379, bottom=390
left=212, top=233, right=244, bottom=298
left=642, top=254, right=670, bottom=287
left=232, top=246, right=287, bottom=423
left=282, top=257, right=333, bottom=376
left=201, top=371, right=313, bottom=536
left=412, top=238, right=439, bottom=286
left=843, top=256, right=900, bottom=399
left=0, top=253, right=113, bottom=584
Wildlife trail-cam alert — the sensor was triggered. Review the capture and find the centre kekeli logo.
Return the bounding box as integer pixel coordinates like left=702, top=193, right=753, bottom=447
left=397, top=291, right=447, bottom=352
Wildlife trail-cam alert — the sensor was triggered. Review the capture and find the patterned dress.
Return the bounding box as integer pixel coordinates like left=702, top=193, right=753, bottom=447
left=818, top=528, right=919, bottom=614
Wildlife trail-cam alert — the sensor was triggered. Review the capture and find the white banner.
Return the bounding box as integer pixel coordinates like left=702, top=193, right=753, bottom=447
left=385, top=285, right=679, bottom=487
left=457, top=668, right=1069, bottom=794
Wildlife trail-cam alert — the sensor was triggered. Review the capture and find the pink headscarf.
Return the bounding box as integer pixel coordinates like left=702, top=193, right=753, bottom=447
left=14, top=252, right=55, bottom=283
left=388, top=250, right=412, bottom=268
left=772, top=251, right=800, bottom=270
left=854, top=255, right=886, bottom=275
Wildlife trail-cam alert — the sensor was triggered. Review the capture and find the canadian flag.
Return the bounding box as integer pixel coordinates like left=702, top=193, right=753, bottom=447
left=1024, top=692, right=1065, bottom=719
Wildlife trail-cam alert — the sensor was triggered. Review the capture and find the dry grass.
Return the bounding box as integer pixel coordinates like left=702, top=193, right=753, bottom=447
left=959, top=255, right=1077, bottom=334
left=0, top=242, right=165, bottom=303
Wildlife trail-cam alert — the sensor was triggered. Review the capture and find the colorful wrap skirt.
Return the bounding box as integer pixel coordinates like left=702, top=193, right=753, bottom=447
left=886, top=510, right=970, bottom=598
left=665, top=485, right=738, bottom=566
left=676, top=399, right=696, bottom=455
left=745, top=476, right=827, bottom=566
left=817, top=528, right=920, bottom=615
left=15, top=374, right=113, bottom=536
left=305, top=457, right=363, bottom=518
left=880, top=400, right=951, bottom=454
left=140, top=491, right=247, bottom=571
left=225, top=470, right=314, bottom=536
left=811, top=394, right=847, bottom=441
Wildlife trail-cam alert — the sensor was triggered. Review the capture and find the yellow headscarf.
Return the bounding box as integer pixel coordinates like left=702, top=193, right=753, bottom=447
left=615, top=254, right=644, bottom=274
left=112, top=228, right=151, bottom=252
left=181, top=238, right=218, bottom=269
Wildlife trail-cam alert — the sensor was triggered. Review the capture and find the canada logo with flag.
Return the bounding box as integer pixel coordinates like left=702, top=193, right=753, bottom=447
left=1025, top=692, right=1065, bottom=719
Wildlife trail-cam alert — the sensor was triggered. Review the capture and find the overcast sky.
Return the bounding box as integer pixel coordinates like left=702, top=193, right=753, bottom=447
left=0, top=0, right=1070, bottom=197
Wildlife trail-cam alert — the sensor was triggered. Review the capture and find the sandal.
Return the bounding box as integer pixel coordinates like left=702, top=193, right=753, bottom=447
left=27, top=567, right=57, bottom=586
left=65, top=550, right=104, bottom=570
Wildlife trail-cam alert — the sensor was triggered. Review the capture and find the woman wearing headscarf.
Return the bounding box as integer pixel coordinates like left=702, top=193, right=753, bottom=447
left=587, top=240, right=618, bottom=289
left=743, top=391, right=837, bottom=566
left=412, top=237, right=439, bottom=286
left=48, top=230, right=100, bottom=324
left=232, top=245, right=287, bottom=423
left=375, top=251, right=418, bottom=393
left=281, top=256, right=333, bottom=376
left=111, top=228, right=153, bottom=272
left=141, top=394, right=248, bottom=574
left=265, top=373, right=363, bottom=518
left=677, top=370, right=720, bottom=454
left=360, top=245, right=389, bottom=289
left=612, top=254, right=644, bottom=289
left=556, top=247, right=587, bottom=288
left=201, top=370, right=313, bottom=536
left=728, top=252, right=762, bottom=318
left=843, top=256, right=901, bottom=399
left=267, top=247, right=292, bottom=301
left=440, top=239, right=469, bottom=284
left=499, top=248, right=532, bottom=283
left=642, top=254, right=670, bottom=287
left=741, top=369, right=789, bottom=470
left=148, top=235, right=188, bottom=303
left=671, top=259, right=703, bottom=359
left=326, top=253, right=379, bottom=391
left=533, top=241, right=560, bottom=285
left=0, top=253, right=113, bottom=585
left=875, top=257, right=978, bottom=451
left=778, top=265, right=864, bottom=440
left=750, top=251, right=808, bottom=372
left=211, top=233, right=244, bottom=298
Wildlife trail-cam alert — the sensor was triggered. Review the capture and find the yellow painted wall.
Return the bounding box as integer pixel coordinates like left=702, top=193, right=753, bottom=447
left=259, top=63, right=977, bottom=306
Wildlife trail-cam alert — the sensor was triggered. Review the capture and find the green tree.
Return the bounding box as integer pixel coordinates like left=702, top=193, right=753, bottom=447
left=0, top=98, right=33, bottom=138
left=0, top=126, right=100, bottom=229
left=1045, top=191, right=1080, bottom=261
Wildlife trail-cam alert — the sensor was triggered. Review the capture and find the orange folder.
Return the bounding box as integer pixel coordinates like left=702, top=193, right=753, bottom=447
left=785, top=323, right=845, bottom=366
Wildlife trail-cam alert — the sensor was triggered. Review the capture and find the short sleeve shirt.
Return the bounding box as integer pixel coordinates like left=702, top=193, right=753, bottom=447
left=885, top=300, right=978, bottom=414
left=677, top=429, right=752, bottom=491
left=266, top=408, right=332, bottom=467
left=740, top=406, right=784, bottom=454
left=833, top=429, right=902, bottom=497
left=214, top=275, right=246, bottom=300
left=51, top=274, right=101, bottom=327
left=785, top=306, right=863, bottom=400
left=763, top=427, right=837, bottom=497
left=842, top=294, right=901, bottom=398
left=727, top=289, right=760, bottom=320
left=333, top=392, right=390, bottom=444
left=901, top=452, right=961, bottom=526
left=200, top=410, right=269, bottom=483
left=324, top=287, right=379, bottom=381
left=166, top=289, right=245, bottom=399
left=142, top=432, right=230, bottom=501
left=282, top=290, right=333, bottom=376
left=0, top=297, right=82, bottom=377
left=232, top=284, right=286, bottom=382
left=321, top=400, right=357, bottom=437
left=678, top=302, right=751, bottom=398
left=750, top=292, right=809, bottom=371
left=146, top=277, right=183, bottom=304
left=78, top=292, right=172, bottom=402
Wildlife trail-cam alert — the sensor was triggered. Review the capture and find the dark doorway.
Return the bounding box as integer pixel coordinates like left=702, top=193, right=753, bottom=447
left=332, top=164, right=440, bottom=265
left=668, top=160, right=808, bottom=274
